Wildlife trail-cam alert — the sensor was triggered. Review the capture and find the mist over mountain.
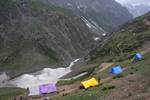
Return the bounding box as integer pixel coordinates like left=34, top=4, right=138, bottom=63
left=116, top=0, right=150, bottom=17
left=125, top=4, right=150, bottom=17
left=115, top=0, right=150, bottom=5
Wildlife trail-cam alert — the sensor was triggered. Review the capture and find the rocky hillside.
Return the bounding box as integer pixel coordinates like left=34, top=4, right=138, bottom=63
left=43, top=0, right=133, bottom=33
left=3, top=11, right=149, bottom=100
left=0, top=0, right=97, bottom=77
left=63, top=12, right=150, bottom=80
left=51, top=11, right=150, bottom=100
left=89, top=11, right=150, bottom=62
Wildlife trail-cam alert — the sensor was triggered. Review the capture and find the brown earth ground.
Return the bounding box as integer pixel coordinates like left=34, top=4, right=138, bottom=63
left=104, top=74, right=150, bottom=100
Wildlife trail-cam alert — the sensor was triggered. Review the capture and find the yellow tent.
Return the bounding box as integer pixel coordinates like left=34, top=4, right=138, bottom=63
left=81, top=78, right=99, bottom=89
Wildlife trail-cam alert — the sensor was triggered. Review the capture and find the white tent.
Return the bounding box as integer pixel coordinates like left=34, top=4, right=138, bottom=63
left=29, top=86, right=40, bottom=96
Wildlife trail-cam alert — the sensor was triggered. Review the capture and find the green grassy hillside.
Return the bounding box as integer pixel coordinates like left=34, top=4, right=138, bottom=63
left=0, top=88, right=25, bottom=100
left=51, top=12, right=150, bottom=100
left=90, top=12, right=150, bottom=63
left=53, top=52, right=150, bottom=100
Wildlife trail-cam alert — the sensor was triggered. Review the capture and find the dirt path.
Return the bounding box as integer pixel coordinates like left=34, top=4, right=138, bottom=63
left=96, top=63, right=114, bottom=74
left=56, top=82, right=80, bottom=96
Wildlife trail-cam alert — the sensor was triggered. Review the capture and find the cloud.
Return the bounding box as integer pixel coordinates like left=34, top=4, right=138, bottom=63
left=115, top=0, right=150, bottom=5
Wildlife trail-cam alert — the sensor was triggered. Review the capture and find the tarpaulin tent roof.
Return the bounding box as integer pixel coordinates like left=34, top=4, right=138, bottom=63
left=39, top=83, right=57, bottom=94
left=81, top=78, right=99, bottom=89
left=110, top=66, right=123, bottom=75
left=134, top=53, right=142, bottom=61
left=28, top=86, right=40, bottom=96
left=28, top=83, right=57, bottom=96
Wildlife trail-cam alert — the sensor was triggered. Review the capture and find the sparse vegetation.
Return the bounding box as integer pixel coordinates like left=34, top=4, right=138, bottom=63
left=90, top=30, right=150, bottom=62
left=0, top=88, right=25, bottom=100
left=113, top=74, right=124, bottom=79
left=102, top=85, right=116, bottom=91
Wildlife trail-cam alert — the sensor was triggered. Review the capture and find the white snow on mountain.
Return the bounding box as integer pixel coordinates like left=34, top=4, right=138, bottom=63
left=81, top=16, right=106, bottom=36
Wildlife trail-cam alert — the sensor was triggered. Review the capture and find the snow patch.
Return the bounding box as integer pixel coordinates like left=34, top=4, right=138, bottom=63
left=81, top=16, right=106, bottom=36
left=77, top=4, right=87, bottom=9
left=0, top=72, right=10, bottom=87
left=94, top=37, right=100, bottom=41
left=102, top=33, right=107, bottom=36
left=7, top=59, right=80, bottom=88
left=67, top=3, right=73, bottom=7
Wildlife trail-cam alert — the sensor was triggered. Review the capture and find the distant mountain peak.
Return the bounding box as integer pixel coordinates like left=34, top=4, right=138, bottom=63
left=115, top=0, right=150, bottom=17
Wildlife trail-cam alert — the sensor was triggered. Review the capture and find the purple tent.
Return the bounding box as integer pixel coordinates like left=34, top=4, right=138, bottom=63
left=39, top=83, right=57, bottom=94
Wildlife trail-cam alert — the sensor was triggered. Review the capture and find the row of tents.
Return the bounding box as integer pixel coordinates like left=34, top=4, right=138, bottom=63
left=29, top=53, right=143, bottom=96
left=81, top=53, right=143, bottom=89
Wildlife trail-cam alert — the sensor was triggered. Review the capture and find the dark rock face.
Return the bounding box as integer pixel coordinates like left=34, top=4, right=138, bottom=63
left=44, top=0, right=133, bottom=32
left=0, top=0, right=96, bottom=76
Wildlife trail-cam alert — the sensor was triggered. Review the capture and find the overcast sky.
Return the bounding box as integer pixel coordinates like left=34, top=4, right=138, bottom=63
left=115, top=0, right=150, bottom=5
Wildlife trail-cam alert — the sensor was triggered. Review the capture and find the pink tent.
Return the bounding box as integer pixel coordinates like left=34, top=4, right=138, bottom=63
left=39, top=83, right=57, bottom=94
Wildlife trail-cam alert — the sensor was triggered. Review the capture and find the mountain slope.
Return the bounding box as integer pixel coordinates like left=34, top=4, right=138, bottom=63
left=90, top=12, right=150, bottom=62
left=43, top=0, right=133, bottom=33
left=0, top=5, right=149, bottom=100
left=0, top=0, right=96, bottom=77
left=51, top=11, right=150, bottom=100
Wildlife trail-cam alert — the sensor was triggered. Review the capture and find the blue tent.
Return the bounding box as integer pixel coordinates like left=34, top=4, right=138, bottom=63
left=134, top=53, right=142, bottom=61
left=110, top=66, right=123, bottom=75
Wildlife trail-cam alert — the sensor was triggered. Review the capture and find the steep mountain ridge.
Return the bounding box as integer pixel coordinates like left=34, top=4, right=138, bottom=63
left=0, top=0, right=96, bottom=77
left=44, top=0, right=133, bottom=32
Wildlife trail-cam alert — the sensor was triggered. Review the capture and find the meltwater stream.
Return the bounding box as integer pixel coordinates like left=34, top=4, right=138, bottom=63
left=6, top=59, right=80, bottom=89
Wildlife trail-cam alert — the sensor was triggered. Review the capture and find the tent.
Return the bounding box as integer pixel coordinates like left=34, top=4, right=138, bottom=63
left=110, top=66, right=123, bottom=75
left=134, top=53, right=142, bottom=61
left=28, top=86, right=40, bottom=96
left=81, top=78, right=99, bottom=89
left=39, top=83, right=57, bottom=94
left=28, top=83, right=57, bottom=96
